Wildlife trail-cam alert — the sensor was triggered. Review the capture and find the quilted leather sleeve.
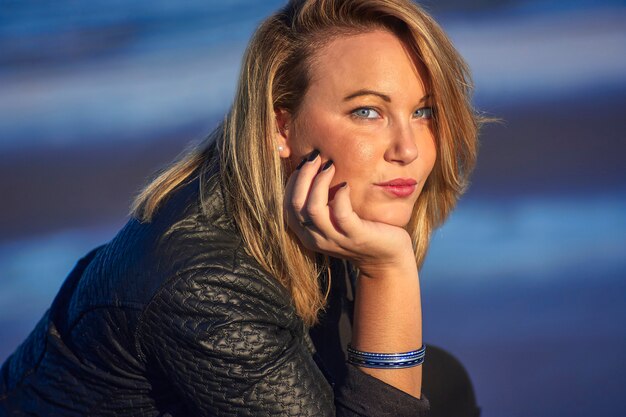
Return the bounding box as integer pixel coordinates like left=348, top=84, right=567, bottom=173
left=136, top=266, right=335, bottom=417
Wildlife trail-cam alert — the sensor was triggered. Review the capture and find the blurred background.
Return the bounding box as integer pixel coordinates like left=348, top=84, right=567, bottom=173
left=1, top=0, right=625, bottom=415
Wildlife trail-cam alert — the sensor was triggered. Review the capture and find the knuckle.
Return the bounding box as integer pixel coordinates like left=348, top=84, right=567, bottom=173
left=306, top=205, right=323, bottom=219
left=350, top=235, right=366, bottom=249
left=333, top=211, right=351, bottom=224
left=289, top=198, right=305, bottom=213
left=311, top=235, right=326, bottom=248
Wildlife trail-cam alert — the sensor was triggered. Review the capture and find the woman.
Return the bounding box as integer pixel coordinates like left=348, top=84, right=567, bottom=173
left=0, top=0, right=481, bottom=415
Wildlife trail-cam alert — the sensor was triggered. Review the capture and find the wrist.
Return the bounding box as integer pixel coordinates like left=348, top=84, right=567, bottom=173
left=356, top=251, right=417, bottom=280
left=353, top=234, right=416, bottom=277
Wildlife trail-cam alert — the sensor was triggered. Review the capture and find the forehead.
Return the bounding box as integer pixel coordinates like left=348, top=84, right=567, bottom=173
left=306, top=29, right=429, bottom=100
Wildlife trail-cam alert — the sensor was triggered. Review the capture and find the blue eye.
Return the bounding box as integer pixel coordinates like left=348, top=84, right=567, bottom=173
left=352, top=108, right=381, bottom=119
left=414, top=107, right=433, bottom=119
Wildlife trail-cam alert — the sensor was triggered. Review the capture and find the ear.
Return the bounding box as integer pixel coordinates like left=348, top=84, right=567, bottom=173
left=274, top=108, right=293, bottom=159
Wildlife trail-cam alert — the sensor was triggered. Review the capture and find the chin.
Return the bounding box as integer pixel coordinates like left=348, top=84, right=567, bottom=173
left=360, top=208, right=413, bottom=228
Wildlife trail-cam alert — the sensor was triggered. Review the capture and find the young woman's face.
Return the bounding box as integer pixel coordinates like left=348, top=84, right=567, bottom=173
left=283, top=29, right=437, bottom=227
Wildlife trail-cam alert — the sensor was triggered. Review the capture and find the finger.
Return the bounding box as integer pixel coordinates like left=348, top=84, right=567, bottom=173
left=327, top=182, right=362, bottom=237
left=305, top=159, right=335, bottom=229
left=290, top=150, right=321, bottom=221
left=284, top=150, right=321, bottom=228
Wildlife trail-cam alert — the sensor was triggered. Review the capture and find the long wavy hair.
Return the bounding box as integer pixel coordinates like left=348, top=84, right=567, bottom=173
left=132, top=0, right=481, bottom=326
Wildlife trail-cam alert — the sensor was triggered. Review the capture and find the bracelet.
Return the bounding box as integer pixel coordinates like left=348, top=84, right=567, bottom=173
left=347, top=344, right=426, bottom=369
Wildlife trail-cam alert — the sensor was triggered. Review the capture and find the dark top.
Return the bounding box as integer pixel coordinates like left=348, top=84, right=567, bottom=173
left=0, top=164, right=437, bottom=416
left=311, top=261, right=481, bottom=417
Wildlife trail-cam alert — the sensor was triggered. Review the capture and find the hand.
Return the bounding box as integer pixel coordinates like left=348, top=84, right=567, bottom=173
left=283, top=150, right=415, bottom=272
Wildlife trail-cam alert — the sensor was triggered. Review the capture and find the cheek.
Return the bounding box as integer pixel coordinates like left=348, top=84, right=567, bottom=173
left=424, top=135, right=438, bottom=174
left=327, top=135, right=379, bottom=188
left=298, top=112, right=378, bottom=168
left=353, top=139, right=376, bottom=162
left=329, top=137, right=380, bottom=219
left=290, top=112, right=338, bottom=158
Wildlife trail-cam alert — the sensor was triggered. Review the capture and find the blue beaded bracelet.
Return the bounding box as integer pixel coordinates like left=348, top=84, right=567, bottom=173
left=347, top=345, right=426, bottom=369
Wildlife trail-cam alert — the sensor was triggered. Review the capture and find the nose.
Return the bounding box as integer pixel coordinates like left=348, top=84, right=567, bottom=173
left=384, top=121, right=419, bottom=165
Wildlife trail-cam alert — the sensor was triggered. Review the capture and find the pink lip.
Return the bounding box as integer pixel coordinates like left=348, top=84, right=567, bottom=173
left=375, top=178, right=418, bottom=198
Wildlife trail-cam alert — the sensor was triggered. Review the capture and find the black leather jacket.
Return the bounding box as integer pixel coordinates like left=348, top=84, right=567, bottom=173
left=0, top=165, right=430, bottom=416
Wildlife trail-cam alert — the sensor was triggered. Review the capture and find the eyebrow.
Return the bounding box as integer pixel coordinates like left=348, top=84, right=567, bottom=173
left=343, top=89, right=431, bottom=104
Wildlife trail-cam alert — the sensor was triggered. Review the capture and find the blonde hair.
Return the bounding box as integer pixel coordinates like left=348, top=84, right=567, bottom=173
left=132, top=0, right=481, bottom=326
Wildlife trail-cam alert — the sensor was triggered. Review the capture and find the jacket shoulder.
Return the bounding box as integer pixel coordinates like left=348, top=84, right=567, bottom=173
left=67, top=172, right=248, bottom=313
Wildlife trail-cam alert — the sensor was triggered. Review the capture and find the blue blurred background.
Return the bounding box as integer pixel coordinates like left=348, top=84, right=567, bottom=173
left=1, top=1, right=625, bottom=415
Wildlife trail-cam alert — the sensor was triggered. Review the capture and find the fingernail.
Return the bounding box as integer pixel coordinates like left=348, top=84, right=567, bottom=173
left=321, top=160, right=334, bottom=171
left=307, top=149, right=320, bottom=162
left=296, top=157, right=307, bottom=170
